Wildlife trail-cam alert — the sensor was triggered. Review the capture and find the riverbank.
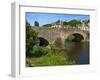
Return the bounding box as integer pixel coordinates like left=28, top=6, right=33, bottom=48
left=26, top=48, right=75, bottom=67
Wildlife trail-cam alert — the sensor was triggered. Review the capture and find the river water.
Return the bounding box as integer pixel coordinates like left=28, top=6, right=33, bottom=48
left=65, top=42, right=89, bottom=64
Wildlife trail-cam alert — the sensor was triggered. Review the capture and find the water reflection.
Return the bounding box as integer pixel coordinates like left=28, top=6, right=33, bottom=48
left=65, top=42, right=89, bottom=64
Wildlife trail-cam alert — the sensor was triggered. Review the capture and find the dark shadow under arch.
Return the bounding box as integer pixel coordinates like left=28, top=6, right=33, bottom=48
left=66, top=33, right=84, bottom=42
left=38, top=37, right=49, bottom=47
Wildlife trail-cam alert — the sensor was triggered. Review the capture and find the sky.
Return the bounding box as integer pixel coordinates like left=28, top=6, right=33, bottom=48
left=26, top=12, right=90, bottom=26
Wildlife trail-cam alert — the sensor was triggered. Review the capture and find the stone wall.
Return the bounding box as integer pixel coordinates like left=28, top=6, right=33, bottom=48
left=32, top=27, right=89, bottom=44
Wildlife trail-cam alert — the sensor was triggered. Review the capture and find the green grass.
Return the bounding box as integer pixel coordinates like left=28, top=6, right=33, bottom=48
left=26, top=48, right=73, bottom=67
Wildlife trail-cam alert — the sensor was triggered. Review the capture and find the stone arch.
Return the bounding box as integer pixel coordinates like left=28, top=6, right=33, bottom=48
left=65, top=32, right=86, bottom=42
left=38, top=37, right=49, bottom=47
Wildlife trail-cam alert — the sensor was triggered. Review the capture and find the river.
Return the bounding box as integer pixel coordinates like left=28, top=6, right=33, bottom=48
left=65, top=42, right=89, bottom=64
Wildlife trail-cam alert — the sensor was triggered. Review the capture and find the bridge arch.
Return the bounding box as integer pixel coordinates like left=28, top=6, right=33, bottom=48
left=64, top=32, right=87, bottom=42
left=38, top=37, right=49, bottom=47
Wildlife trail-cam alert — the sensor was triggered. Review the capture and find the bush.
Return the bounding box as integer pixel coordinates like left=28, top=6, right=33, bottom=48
left=54, top=37, right=64, bottom=48
left=32, top=47, right=48, bottom=57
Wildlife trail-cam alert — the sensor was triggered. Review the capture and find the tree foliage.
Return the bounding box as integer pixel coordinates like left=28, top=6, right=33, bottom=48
left=42, top=19, right=86, bottom=28
left=26, top=21, right=38, bottom=57
left=43, top=24, right=52, bottom=27
left=67, top=19, right=82, bottom=27
left=34, top=21, right=39, bottom=27
left=63, top=21, right=69, bottom=26
left=82, top=19, right=90, bottom=26
left=56, top=20, right=60, bottom=24
left=32, top=47, right=48, bottom=57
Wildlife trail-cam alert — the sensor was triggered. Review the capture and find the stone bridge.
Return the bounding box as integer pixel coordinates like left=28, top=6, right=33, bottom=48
left=33, top=27, right=89, bottom=44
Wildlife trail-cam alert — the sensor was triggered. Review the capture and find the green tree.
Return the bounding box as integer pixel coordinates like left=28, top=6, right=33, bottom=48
left=26, top=21, right=38, bottom=57
left=63, top=21, right=68, bottom=26
left=82, top=19, right=90, bottom=26
left=43, top=24, right=52, bottom=27
left=26, top=20, right=31, bottom=27
left=56, top=20, right=60, bottom=25
left=34, top=21, right=39, bottom=27
left=67, top=19, right=82, bottom=27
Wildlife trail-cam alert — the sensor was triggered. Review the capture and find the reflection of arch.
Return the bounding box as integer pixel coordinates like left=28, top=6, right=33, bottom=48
left=38, top=37, right=49, bottom=47
left=66, top=33, right=84, bottom=42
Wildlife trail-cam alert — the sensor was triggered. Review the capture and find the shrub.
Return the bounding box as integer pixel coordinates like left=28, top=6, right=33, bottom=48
left=32, top=47, right=48, bottom=57
left=54, top=37, right=64, bottom=48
